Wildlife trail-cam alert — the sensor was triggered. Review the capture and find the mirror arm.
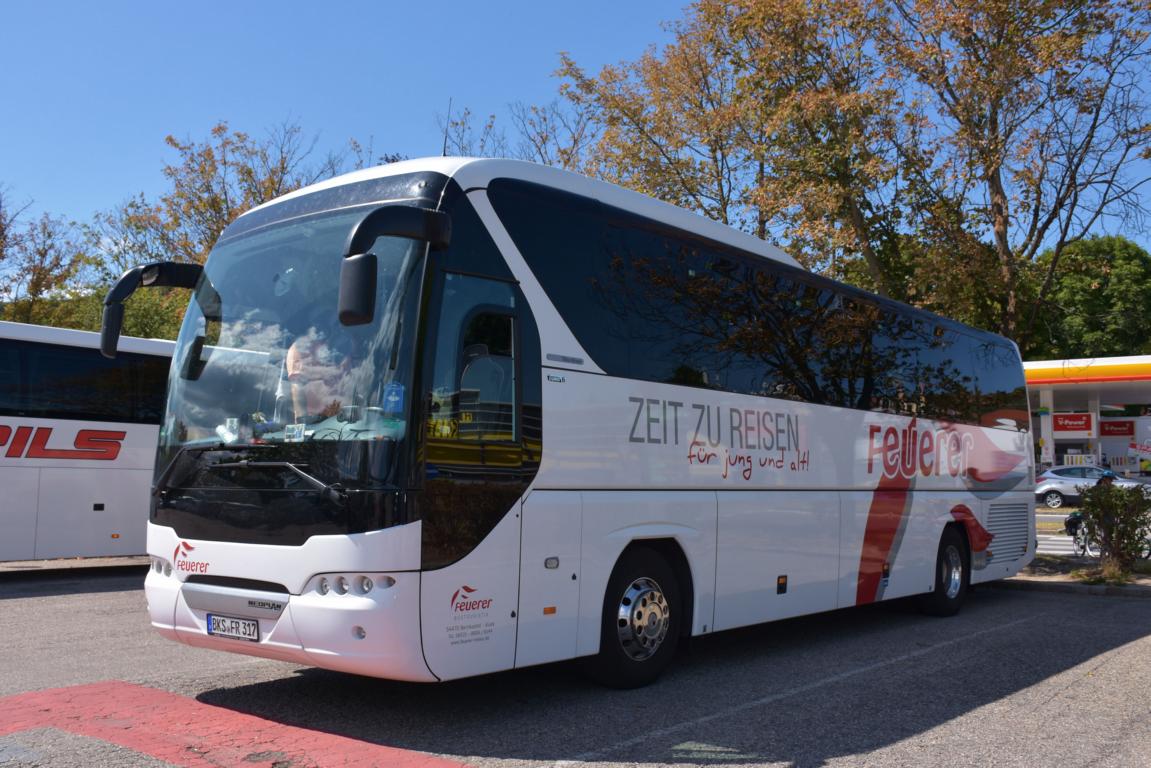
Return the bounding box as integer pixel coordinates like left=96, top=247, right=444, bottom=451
left=101, top=261, right=203, bottom=358
left=338, top=206, right=451, bottom=327
left=342, top=206, right=451, bottom=257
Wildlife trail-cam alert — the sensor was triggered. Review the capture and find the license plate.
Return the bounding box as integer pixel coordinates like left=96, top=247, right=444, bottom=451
left=206, top=613, right=259, bottom=642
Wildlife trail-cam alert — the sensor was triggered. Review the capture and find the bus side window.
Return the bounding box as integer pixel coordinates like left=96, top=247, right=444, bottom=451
left=426, top=274, right=517, bottom=445
left=0, top=340, right=21, bottom=415
left=457, top=314, right=515, bottom=441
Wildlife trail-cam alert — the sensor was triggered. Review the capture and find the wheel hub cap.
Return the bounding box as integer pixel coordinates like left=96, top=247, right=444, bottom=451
left=616, top=577, right=670, bottom=661
left=943, top=545, right=963, bottom=599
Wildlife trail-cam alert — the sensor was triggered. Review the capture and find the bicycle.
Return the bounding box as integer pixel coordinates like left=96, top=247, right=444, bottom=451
left=1073, top=526, right=1100, bottom=558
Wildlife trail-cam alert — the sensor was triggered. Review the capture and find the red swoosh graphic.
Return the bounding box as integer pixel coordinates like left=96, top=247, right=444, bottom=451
left=949, top=504, right=994, bottom=553
left=856, top=470, right=912, bottom=605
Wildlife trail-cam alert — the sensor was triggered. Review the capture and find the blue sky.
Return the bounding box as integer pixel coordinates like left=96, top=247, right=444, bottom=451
left=0, top=1, right=678, bottom=224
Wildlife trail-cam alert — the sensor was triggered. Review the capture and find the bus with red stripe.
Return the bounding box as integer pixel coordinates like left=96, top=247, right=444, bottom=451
left=101, top=158, right=1034, bottom=687
left=0, top=321, right=172, bottom=561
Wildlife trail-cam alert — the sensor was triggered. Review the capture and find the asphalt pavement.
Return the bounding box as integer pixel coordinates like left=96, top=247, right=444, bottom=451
left=1, top=562, right=1150, bottom=767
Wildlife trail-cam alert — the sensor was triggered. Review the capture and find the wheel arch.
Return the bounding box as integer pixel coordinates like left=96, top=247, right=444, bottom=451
left=943, top=519, right=970, bottom=553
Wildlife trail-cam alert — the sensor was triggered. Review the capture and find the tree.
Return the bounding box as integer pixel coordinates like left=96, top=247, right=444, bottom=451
left=438, top=106, right=510, bottom=158
left=879, top=0, right=1151, bottom=342
left=551, top=0, right=1151, bottom=345
left=66, top=120, right=390, bottom=338
left=147, top=120, right=351, bottom=264
left=1080, top=481, right=1151, bottom=579
left=558, top=11, right=758, bottom=237
left=508, top=99, right=597, bottom=171
left=0, top=213, right=85, bottom=324
left=1028, top=235, right=1151, bottom=358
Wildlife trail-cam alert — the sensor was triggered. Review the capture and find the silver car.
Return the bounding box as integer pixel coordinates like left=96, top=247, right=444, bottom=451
left=1035, top=465, right=1146, bottom=509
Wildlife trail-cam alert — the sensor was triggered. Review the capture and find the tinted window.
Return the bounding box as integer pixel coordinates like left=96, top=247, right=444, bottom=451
left=488, top=178, right=1026, bottom=431
left=0, top=341, right=19, bottom=413
left=421, top=273, right=539, bottom=570
left=0, top=338, right=168, bottom=423
left=969, top=336, right=1030, bottom=428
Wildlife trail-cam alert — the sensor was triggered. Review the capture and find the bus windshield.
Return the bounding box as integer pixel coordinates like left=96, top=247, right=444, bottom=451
left=167, top=207, right=422, bottom=448
left=159, top=206, right=424, bottom=505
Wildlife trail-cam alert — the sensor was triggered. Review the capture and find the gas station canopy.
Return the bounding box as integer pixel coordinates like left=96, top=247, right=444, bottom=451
left=1024, top=355, right=1151, bottom=472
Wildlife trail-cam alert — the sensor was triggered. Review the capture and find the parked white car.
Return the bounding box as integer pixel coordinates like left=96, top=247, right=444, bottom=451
left=1035, top=465, right=1148, bottom=508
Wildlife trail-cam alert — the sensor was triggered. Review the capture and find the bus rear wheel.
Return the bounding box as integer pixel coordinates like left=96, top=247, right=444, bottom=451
left=918, top=527, right=969, bottom=617
left=584, top=547, right=681, bottom=688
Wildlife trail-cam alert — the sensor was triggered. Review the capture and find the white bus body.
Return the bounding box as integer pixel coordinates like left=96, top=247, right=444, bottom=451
left=0, top=321, right=173, bottom=561
left=118, top=158, right=1034, bottom=685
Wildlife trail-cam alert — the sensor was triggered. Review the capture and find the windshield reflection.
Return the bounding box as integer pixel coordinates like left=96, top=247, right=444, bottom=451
left=162, top=207, right=423, bottom=458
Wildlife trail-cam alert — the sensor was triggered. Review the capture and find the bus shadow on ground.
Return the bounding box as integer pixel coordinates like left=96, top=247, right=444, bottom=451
left=197, top=589, right=1151, bottom=767
left=0, top=567, right=147, bottom=601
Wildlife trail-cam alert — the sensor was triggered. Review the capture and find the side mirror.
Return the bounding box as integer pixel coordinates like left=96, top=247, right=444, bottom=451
left=338, top=206, right=451, bottom=327
left=101, top=261, right=202, bottom=358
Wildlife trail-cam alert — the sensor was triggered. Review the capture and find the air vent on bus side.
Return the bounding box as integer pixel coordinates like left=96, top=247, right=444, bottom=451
left=987, top=503, right=1030, bottom=563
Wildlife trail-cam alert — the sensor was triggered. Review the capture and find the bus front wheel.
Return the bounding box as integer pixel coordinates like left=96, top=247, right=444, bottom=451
left=918, top=527, right=969, bottom=617
left=584, top=547, right=681, bottom=688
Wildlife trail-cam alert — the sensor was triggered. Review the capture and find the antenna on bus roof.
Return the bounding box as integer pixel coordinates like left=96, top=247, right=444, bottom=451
left=441, top=97, right=453, bottom=157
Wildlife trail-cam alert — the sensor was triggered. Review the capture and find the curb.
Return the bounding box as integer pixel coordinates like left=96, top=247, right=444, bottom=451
left=987, top=577, right=1151, bottom=598
left=0, top=556, right=150, bottom=577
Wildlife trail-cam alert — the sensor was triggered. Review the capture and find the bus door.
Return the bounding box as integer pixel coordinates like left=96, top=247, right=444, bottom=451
left=418, top=272, right=533, bottom=680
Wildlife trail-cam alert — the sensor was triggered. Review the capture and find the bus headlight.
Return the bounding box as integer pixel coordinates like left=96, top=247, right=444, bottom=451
left=309, top=573, right=395, bottom=596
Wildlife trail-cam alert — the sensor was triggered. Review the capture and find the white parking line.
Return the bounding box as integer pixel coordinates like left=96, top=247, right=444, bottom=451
left=546, top=614, right=1042, bottom=768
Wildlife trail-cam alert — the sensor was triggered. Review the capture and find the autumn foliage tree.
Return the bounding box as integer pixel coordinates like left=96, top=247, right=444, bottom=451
left=550, top=0, right=1151, bottom=346
left=879, top=0, right=1151, bottom=344
left=103, top=121, right=352, bottom=267
left=64, top=121, right=387, bottom=336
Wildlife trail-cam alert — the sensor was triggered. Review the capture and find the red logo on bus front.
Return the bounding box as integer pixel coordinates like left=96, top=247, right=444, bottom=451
left=172, top=540, right=210, bottom=574
left=450, top=585, right=492, bottom=613
left=0, top=425, right=125, bottom=461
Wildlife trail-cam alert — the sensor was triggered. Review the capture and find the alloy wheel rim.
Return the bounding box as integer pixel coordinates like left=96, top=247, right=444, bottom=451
left=943, top=545, right=964, bottom=599
left=616, top=577, right=670, bottom=661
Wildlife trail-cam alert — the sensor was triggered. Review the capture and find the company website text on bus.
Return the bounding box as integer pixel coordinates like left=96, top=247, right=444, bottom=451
left=102, top=158, right=1034, bottom=687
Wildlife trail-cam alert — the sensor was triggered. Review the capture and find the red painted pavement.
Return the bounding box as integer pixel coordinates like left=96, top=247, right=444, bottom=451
left=0, top=681, right=469, bottom=767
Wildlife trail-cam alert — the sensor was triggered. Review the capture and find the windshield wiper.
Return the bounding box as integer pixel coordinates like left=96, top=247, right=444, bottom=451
left=153, top=443, right=273, bottom=498
left=212, top=460, right=348, bottom=507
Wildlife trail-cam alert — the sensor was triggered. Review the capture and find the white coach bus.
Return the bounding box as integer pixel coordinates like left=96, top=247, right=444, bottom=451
left=0, top=320, right=172, bottom=561
left=102, top=158, right=1034, bottom=687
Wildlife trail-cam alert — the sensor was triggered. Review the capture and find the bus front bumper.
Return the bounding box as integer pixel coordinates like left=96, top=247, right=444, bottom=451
left=145, top=568, right=437, bottom=682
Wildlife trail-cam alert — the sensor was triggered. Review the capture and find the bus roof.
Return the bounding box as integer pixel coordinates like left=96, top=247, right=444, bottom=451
left=0, top=320, right=174, bottom=357
left=241, top=157, right=801, bottom=270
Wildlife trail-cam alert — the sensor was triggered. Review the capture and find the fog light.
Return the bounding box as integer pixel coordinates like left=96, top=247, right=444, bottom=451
left=318, top=577, right=330, bottom=595
left=163, top=562, right=172, bottom=577
left=336, top=576, right=349, bottom=595
left=358, top=576, right=374, bottom=594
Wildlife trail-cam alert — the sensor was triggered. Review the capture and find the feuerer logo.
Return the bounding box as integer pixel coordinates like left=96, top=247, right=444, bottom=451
left=450, top=585, right=492, bottom=613
left=172, top=540, right=210, bottom=574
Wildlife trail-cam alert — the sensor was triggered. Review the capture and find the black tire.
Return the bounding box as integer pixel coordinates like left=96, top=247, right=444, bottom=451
left=919, top=527, right=970, bottom=617
left=1042, top=490, right=1065, bottom=509
left=583, top=547, right=681, bottom=688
